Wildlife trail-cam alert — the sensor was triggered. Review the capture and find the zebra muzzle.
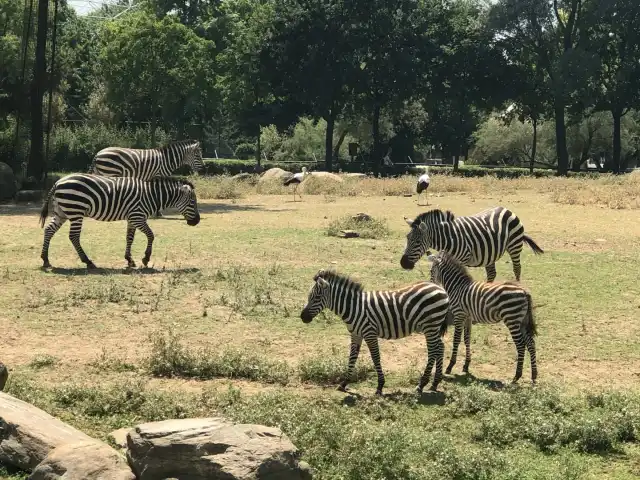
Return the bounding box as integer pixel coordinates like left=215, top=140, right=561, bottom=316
left=300, top=309, right=314, bottom=323
left=400, top=255, right=415, bottom=270
left=186, top=214, right=200, bottom=226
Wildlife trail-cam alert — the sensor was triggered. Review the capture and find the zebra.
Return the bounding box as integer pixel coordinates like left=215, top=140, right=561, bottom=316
left=300, top=269, right=451, bottom=395
left=89, top=140, right=204, bottom=217
left=400, top=206, right=544, bottom=282
left=427, top=251, right=538, bottom=384
left=39, top=174, right=200, bottom=270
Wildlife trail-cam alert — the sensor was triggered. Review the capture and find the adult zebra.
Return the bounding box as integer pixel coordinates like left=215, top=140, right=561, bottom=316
left=400, top=206, right=544, bottom=282
left=427, top=251, right=538, bottom=383
left=89, top=140, right=204, bottom=217
left=39, top=174, right=200, bottom=270
left=300, top=269, right=450, bottom=395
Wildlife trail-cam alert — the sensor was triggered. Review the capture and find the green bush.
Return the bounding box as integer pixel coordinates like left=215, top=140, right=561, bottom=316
left=234, top=142, right=256, bottom=160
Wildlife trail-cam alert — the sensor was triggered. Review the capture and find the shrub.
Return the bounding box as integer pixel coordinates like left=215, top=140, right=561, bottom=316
left=327, top=214, right=391, bottom=239
left=234, top=142, right=256, bottom=160
left=298, top=353, right=373, bottom=385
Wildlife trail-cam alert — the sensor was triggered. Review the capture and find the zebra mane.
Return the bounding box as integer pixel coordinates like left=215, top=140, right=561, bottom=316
left=412, top=209, right=455, bottom=227
left=314, top=269, right=364, bottom=292
left=435, top=252, right=472, bottom=280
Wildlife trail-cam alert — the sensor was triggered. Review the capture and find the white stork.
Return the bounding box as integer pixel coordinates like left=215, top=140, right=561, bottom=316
left=416, top=170, right=430, bottom=206
left=283, top=167, right=309, bottom=201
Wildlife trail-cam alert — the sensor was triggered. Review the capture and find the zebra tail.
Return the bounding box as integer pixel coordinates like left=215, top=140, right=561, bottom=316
left=523, top=235, right=544, bottom=255
left=523, top=292, right=537, bottom=337
left=39, top=186, right=55, bottom=228
left=439, top=311, right=451, bottom=337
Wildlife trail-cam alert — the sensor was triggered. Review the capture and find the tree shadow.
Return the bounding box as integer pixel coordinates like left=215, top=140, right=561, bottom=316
left=444, top=372, right=506, bottom=391
left=42, top=266, right=199, bottom=276
left=0, top=203, right=42, bottom=217
left=196, top=203, right=295, bottom=214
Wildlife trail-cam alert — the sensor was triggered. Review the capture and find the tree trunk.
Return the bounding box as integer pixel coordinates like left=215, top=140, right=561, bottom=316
left=324, top=113, right=335, bottom=172
left=612, top=109, right=622, bottom=174
left=530, top=117, right=537, bottom=174
left=27, top=0, right=49, bottom=183
left=554, top=102, right=569, bottom=176
left=372, top=104, right=381, bottom=175
left=256, top=124, right=262, bottom=168
left=333, top=128, right=348, bottom=163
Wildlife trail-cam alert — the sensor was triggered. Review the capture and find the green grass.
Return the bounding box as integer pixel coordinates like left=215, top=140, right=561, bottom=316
left=3, top=187, right=640, bottom=478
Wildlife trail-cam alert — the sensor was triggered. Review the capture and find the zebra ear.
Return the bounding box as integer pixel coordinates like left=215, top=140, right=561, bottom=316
left=418, top=222, right=428, bottom=232
left=404, top=216, right=414, bottom=226
left=316, top=277, right=329, bottom=287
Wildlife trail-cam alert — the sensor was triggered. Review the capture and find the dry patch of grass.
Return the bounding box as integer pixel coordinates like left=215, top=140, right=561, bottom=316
left=327, top=214, right=391, bottom=239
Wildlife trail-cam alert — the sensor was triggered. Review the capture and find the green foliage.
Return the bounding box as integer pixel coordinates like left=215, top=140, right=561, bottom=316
left=298, top=353, right=373, bottom=385
left=234, top=142, right=255, bottom=160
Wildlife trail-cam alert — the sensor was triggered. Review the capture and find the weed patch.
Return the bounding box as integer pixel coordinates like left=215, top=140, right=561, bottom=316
left=327, top=214, right=390, bottom=239
left=298, top=351, right=373, bottom=385
left=28, top=354, right=58, bottom=369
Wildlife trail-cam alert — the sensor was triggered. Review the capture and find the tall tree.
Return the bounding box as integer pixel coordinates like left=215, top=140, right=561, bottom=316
left=490, top=0, right=587, bottom=176
left=261, top=0, right=360, bottom=171
left=581, top=0, right=640, bottom=173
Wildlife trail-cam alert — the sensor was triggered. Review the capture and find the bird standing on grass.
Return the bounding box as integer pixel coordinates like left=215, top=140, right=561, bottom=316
left=283, top=167, right=309, bottom=201
left=416, top=170, right=430, bottom=206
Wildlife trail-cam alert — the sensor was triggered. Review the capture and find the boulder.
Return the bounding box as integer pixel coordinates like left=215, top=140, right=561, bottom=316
left=0, top=392, right=94, bottom=470
left=308, top=171, right=343, bottom=182
left=126, top=417, right=312, bottom=480
left=0, top=162, right=17, bottom=200
left=0, top=362, right=7, bottom=391
left=341, top=173, right=367, bottom=179
left=259, top=168, right=292, bottom=182
left=107, top=427, right=131, bottom=451
left=29, top=441, right=135, bottom=480
left=232, top=173, right=258, bottom=183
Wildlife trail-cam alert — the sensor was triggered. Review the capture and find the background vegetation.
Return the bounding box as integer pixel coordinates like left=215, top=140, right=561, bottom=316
left=2, top=0, right=640, bottom=179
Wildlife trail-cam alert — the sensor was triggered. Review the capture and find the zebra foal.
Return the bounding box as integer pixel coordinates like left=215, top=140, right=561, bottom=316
left=39, top=174, right=200, bottom=270
left=400, top=206, right=544, bottom=282
left=300, top=269, right=450, bottom=395
left=427, top=251, right=538, bottom=383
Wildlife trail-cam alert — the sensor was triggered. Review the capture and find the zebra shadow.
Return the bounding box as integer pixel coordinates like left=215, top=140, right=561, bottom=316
left=43, top=266, right=199, bottom=276
left=444, top=373, right=506, bottom=391
left=340, top=389, right=447, bottom=407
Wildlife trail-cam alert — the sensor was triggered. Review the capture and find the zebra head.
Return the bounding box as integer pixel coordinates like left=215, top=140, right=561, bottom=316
left=175, top=180, right=201, bottom=226
left=426, top=252, right=444, bottom=285
left=184, top=141, right=204, bottom=174
left=300, top=270, right=332, bottom=323
left=400, top=216, right=432, bottom=270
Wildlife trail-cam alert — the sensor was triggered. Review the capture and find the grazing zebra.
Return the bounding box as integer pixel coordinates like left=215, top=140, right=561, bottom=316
left=300, top=269, right=450, bottom=395
left=39, top=174, right=200, bottom=270
left=400, top=206, right=544, bottom=282
left=90, top=140, right=204, bottom=217
left=427, top=251, right=538, bottom=383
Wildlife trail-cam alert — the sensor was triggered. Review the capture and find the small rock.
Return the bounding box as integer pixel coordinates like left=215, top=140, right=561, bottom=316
left=339, top=230, right=360, bottom=238
left=29, top=440, right=135, bottom=480
left=595, top=238, right=606, bottom=243
left=403, top=193, right=413, bottom=197
left=0, top=362, right=7, bottom=391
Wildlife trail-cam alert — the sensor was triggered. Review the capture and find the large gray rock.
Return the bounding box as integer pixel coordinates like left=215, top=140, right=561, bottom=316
left=0, top=392, right=94, bottom=470
left=0, top=162, right=17, bottom=200
left=29, top=441, right=135, bottom=480
left=126, top=417, right=312, bottom=480
left=0, top=362, right=7, bottom=391
left=259, top=168, right=292, bottom=182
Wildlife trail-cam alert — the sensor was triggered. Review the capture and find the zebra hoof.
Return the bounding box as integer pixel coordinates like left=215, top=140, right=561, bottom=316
left=126, top=261, right=136, bottom=268
left=42, top=261, right=51, bottom=269
left=374, top=389, right=383, bottom=396
left=87, top=262, right=97, bottom=270
left=337, top=384, right=348, bottom=393
left=415, top=384, right=424, bottom=394
left=141, top=258, right=150, bottom=268
left=445, top=367, right=453, bottom=375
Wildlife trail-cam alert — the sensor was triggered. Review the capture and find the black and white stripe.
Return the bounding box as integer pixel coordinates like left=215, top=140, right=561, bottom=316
left=427, top=251, right=538, bottom=383
left=300, top=269, right=450, bottom=395
left=39, top=174, right=200, bottom=269
left=89, top=140, right=204, bottom=180
left=400, top=206, right=544, bottom=282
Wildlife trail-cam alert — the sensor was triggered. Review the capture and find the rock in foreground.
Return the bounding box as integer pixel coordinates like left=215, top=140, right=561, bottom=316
left=126, top=417, right=312, bottom=480
left=29, top=441, right=135, bottom=480
left=0, top=392, right=94, bottom=470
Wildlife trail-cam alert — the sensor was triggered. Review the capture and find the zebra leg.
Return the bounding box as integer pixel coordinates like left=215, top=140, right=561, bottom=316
left=364, top=336, right=385, bottom=395
left=41, top=215, right=67, bottom=268
left=462, top=319, right=473, bottom=374
left=507, top=323, right=526, bottom=383
left=137, top=221, right=155, bottom=267
left=446, top=313, right=465, bottom=374
left=526, top=335, right=538, bottom=383
left=485, top=263, right=497, bottom=283
left=68, top=218, right=96, bottom=269
left=338, top=335, right=362, bottom=392
left=124, top=224, right=137, bottom=268
left=508, top=249, right=523, bottom=281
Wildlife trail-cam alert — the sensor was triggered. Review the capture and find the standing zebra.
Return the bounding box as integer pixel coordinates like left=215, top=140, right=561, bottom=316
left=400, top=206, right=544, bottom=282
left=300, top=269, right=450, bottom=395
left=427, top=251, right=538, bottom=383
left=39, top=174, right=200, bottom=270
left=90, top=140, right=204, bottom=217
